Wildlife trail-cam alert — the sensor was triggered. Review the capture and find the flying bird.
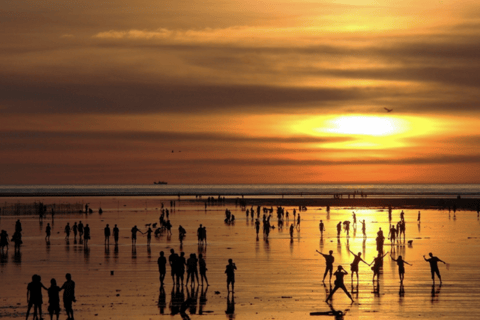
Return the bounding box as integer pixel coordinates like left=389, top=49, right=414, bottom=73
left=384, top=108, right=393, bottom=112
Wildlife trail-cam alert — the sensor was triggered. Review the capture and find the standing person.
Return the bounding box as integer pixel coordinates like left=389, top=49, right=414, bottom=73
left=289, top=224, right=294, bottom=239
left=26, top=274, right=47, bottom=320
left=348, top=249, right=370, bottom=283
left=47, top=278, right=61, bottom=320
left=316, top=250, right=335, bottom=283
left=158, top=251, right=167, bottom=285
left=319, top=220, right=325, bottom=237
left=336, top=222, right=342, bottom=237
left=146, top=227, right=153, bottom=245
left=225, top=259, right=237, bottom=292
left=72, top=222, right=78, bottom=240
left=325, top=266, right=354, bottom=303
left=199, top=253, right=209, bottom=286
left=424, top=252, right=446, bottom=284
left=113, top=224, right=119, bottom=244
left=61, top=273, right=76, bottom=320
left=255, top=219, right=260, bottom=236
left=371, top=251, right=389, bottom=281
left=84, top=224, right=90, bottom=246
left=131, top=225, right=143, bottom=245
left=169, top=249, right=177, bottom=285
left=104, top=224, right=111, bottom=245
left=78, top=221, right=84, bottom=240
left=64, top=223, right=71, bottom=240
left=45, top=223, right=51, bottom=241
left=177, top=252, right=186, bottom=286
left=361, top=220, right=366, bottom=237
left=417, top=211, right=421, bottom=223
left=391, top=254, right=412, bottom=284
left=186, top=253, right=199, bottom=286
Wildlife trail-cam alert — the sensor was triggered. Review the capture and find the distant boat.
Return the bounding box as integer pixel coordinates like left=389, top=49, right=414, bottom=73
left=153, top=181, right=168, bottom=185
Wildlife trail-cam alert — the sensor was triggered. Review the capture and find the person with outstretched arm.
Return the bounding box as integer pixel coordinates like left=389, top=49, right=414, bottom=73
left=316, top=250, right=335, bottom=283
left=424, top=252, right=446, bottom=284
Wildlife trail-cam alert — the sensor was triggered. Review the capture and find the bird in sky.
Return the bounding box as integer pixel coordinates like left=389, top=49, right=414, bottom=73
left=384, top=108, right=393, bottom=112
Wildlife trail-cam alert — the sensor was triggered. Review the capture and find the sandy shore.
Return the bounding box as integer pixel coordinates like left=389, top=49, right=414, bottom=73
left=2, top=195, right=480, bottom=319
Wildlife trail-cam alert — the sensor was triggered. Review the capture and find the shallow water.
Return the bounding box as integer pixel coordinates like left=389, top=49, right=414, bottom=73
left=1, top=196, right=480, bottom=319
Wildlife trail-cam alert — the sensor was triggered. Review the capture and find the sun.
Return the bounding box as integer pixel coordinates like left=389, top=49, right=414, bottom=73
left=321, top=115, right=408, bottom=137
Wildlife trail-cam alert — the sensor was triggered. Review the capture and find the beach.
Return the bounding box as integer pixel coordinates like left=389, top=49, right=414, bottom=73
left=1, top=194, right=480, bottom=319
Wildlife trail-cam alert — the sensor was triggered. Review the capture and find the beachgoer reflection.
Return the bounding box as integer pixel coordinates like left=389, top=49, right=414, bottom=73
left=325, top=266, right=354, bottom=303
left=199, top=285, right=208, bottom=315
left=431, top=283, right=442, bottom=303
left=132, top=245, right=137, bottom=259
left=158, top=285, right=166, bottom=314
left=399, top=283, right=405, bottom=297
left=225, top=293, right=235, bottom=319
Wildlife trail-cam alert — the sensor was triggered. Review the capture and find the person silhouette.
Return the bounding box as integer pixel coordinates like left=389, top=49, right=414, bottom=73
left=26, top=274, right=47, bottom=320
left=348, top=249, right=370, bottom=283
left=45, top=223, right=51, bottom=241
left=104, top=224, right=111, bottom=245
left=158, top=251, right=167, bottom=285
left=317, top=250, right=335, bottom=282
left=325, top=266, right=354, bottom=303
left=391, top=254, right=412, bottom=283
left=169, top=249, right=177, bottom=285
left=371, top=251, right=389, bottom=281
left=64, top=223, right=71, bottom=240
left=424, top=252, right=446, bottom=284
left=113, top=224, right=119, bottom=244
left=225, top=259, right=237, bottom=292
left=47, top=278, right=61, bottom=320
left=131, top=225, right=143, bottom=245
left=319, top=220, right=325, bottom=237
left=199, top=253, right=209, bottom=286
left=61, top=273, right=76, bottom=320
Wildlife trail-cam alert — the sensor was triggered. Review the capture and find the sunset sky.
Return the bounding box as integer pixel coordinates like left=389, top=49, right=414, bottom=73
left=1, top=0, right=480, bottom=184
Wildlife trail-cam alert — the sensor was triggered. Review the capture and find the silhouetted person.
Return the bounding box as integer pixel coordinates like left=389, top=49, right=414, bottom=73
left=361, top=220, right=366, bottom=237
left=61, top=273, right=76, bottom=320
left=325, top=266, right=354, bottom=303
left=289, top=223, right=294, bottom=239
left=199, top=253, right=209, bottom=286
left=131, top=225, right=143, bottom=245
left=72, top=222, right=78, bottom=240
left=104, top=224, right=111, bottom=245
left=186, top=253, right=199, bottom=286
left=47, top=278, right=61, bottom=320
left=26, top=274, right=47, bottom=320
left=336, top=222, right=342, bottom=237
left=64, top=223, right=71, bottom=240
left=348, top=249, right=369, bottom=283
left=424, top=252, right=446, bottom=284
left=113, top=224, right=119, bottom=244
left=255, top=219, right=260, bottom=235
left=225, top=259, right=237, bottom=292
left=319, top=220, right=325, bottom=237
left=84, top=224, right=90, bottom=246
left=371, top=251, right=389, bottom=281
left=417, top=211, right=421, bottom=223
left=391, top=254, right=412, bottom=283
left=180, top=297, right=193, bottom=320
left=45, top=223, right=51, bottom=241
left=177, top=252, right=186, bottom=286
left=169, top=249, right=177, bottom=285
left=146, top=227, right=153, bottom=245
left=317, top=250, right=335, bottom=282
left=158, top=251, right=167, bottom=285
left=0, top=230, right=8, bottom=252
left=78, top=221, right=84, bottom=240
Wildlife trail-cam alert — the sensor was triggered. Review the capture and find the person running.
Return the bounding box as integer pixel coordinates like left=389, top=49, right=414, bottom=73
left=371, top=251, right=389, bottom=281
left=113, top=224, right=119, bottom=244
left=60, top=273, right=76, bottom=320
left=319, top=220, right=325, bottom=237
left=317, top=250, right=335, bottom=283
left=199, top=253, right=209, bottom=286
left=348, top=249, right=370, bottom=283
left=424, top=252, right=446, bottom=284
left=104, top=224, right=111, bottom=245
left=158, top=251, right=167, bottom=285
left=225, top=259, right=237, bottom=292
left=391, top=254, right=412, bottom=283
left=47, top=278, right=61, bottom=320
left=26, top=274, right=47, bottom=320
left=325, top=266, right=354, bottom=303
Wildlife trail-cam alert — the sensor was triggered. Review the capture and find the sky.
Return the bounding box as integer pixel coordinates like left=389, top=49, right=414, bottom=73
left=1, top=0, right=480, bottom=184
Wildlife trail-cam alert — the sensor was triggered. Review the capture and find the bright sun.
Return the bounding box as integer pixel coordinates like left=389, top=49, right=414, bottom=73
left=321, top=115, right=408, bottom=136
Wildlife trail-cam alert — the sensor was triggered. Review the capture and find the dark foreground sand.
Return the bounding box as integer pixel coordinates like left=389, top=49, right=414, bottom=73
left=1, top=195, right=480, bottom=319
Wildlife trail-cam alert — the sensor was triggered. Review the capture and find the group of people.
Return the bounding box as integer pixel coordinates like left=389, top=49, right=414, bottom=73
left=318, top=249, right=446, bottom=302
left=161, top=249, right=210, bottom=287
left=26, top=273, right=76, bottom=320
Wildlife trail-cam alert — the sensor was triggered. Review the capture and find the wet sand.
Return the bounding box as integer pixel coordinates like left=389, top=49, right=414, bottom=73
left=1, top=195, right=480, bottom=319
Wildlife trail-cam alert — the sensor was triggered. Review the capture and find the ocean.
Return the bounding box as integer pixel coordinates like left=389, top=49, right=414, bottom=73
left=1, top=184, right=480, bottom=197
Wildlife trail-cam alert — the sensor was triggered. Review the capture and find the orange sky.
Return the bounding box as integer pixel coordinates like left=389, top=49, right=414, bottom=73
left=1, top=0, right=480, bottom=184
